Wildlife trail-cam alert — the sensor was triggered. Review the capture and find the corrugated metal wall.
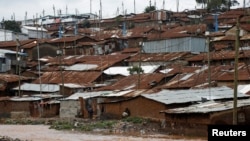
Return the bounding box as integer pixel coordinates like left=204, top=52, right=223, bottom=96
left=143, top=37, right=207, bottom=53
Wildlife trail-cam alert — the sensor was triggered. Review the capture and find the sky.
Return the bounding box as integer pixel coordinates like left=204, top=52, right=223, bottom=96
left=0, top=0, right=246, bottom=21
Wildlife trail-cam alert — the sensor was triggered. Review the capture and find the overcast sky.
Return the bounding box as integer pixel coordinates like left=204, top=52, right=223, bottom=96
left=0, top=0, right=245, bottom=21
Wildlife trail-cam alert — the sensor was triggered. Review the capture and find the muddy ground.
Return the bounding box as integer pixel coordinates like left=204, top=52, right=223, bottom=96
left=0, top=117, right=207, bottom=141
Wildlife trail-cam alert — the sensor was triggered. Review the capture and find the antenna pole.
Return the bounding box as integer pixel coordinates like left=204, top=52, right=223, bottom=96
left=100, top=0, right=102, bottom=20
left=134, top=0, right=136, bottom=13
left=177, top=0, right=179, bottom=12
left=90, top=0, right=92, bottom=13
left=53, top=5, right=55, bottom=17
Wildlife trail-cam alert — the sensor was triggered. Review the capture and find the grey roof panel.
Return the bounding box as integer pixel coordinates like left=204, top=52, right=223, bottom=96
left=142, top=86, right=250, bottom=105
left=12, top=83, right=59, bottom=92
left=163, top=98, right=250, bottom=114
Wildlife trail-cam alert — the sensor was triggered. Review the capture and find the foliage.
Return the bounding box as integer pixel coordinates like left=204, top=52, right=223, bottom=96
left=81, top=19, right=91, bottom=28
left=3, top=118, right=44, bottom=125
left=91, top=120, right=117, bottom=129
left=49, top=121, right=73, bottom=130
left=144, top=6, right=156, bottom=13
left=122, top=117, right=148, bottom=124
left=2, top=20, right=21, bottom=33
left=115, top=16, right=122, bottom=27
left=49, top=120, right=117, bottom=132
left=196, top=0, right=239, bottom=11
left=127, top=66, right=144, bottom=75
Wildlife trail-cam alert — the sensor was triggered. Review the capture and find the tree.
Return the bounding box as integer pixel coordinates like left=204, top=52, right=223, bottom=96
left=144, top=6, right=156, bottom=13
left=196, top=0, right=239, bottom=11
left=2, top=20, right=21, bottom=33
left=225, top=0, right=240, bottom=10
left=81, top=19, right=90, bottom=28
left=127, top=66, right=144, bottom=75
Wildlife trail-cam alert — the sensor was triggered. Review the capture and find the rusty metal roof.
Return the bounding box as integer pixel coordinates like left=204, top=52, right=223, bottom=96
left=240, top=24, right=250, bottom=32
left=158, top=64, right=250, bottom=89
left=0, top=39, right=35, bottom=48
left=97, top=73, right=166, bottom=91
left=32, top=71, right=102, bottom=84
left=241, top=34, right=250, bottom=40
left=46, top=35, right=84, bottom=43
left=215, top=65, right=250, bottom=81
left=240, top=16, right=250, bottom=23
left=147, top=31, right=191, bottom=40
left=0, top=97, right=10, bottom=101
left=42, top=54, right=131, bottom=71
left=21, top=40, right=37, bottom=49
left=159, top=66, right=202, bottom=75
left=187, top=50, right=250, bottom=62
left=169, top=24, right=207, bottom=34
left=158, top=65, right=231, bottom=89
left=0, top=74, right=31, bottom=83
left=212, top=35, right=236, bottom=41
left=127, top=52, right=191, bottom=62
left=65, top=89, right=146, bottom=100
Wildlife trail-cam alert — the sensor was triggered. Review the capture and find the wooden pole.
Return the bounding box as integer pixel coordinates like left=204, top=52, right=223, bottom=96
left=233, top=16, right=240, bottom=125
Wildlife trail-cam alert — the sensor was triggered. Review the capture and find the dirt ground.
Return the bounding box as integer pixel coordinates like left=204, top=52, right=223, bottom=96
left=0, top=118, right=207, bottom=141
left=0, top=125, right=207, bottom=141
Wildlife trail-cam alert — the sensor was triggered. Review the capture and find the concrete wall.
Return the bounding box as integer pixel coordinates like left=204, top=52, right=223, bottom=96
left=59, top=100, right=80, bottom=118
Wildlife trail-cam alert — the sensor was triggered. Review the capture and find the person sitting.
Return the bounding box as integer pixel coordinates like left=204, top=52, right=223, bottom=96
left=122, top=108, right=130, bottom=118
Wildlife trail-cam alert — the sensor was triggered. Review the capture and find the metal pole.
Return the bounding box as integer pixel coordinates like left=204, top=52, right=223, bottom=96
left=4, top=25, right=6, bottom=41
left=206, top=32, right=211, bottom=99
left=15, top=34, right=19, bottom=74
left=61, top=40, right=65, bottom=97
left=18, top=57, right=21, bottom=97
left=233, top=16, right=240, bottom=125
left=137, top=42, right=143, bottom=89
left=37, top=18, right=42, bottom=95
left=15, top=34, right=21, bottom=96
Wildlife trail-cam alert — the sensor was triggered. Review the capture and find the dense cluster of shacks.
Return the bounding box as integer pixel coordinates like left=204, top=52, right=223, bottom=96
left=1, top=7, right=250, bottom=136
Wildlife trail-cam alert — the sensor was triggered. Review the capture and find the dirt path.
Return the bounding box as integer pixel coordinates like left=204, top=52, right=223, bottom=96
left=0, top=125, right=206, bottom=141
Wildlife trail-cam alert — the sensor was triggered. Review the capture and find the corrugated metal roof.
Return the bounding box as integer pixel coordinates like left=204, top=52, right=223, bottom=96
left=127, top=52, right=191, bottom=62
left=0, top=74, right=31, bottom=83
left=238, top=84, right=250, bottom=94
left=22, top=26, right=48, bottom=32
left=12, top=83, right=59, bottom=92
left=41, top=54, right=131, bottom=71
left=10, top=96, right=42, bottom=101
left=0, top=39, right=35, bottom=48
left=32, top=94, right=63, bottom=98
left=0, top=49, right=27, bottom=57
left=64, top=64, right=98, bottom=71
left=0, top=97, right=10, bottom=101
left=187, top=50, right=250, bottom=62
left=163, top=98, right=250, bottom=114
left=142, top=86, right=250, bottom=105
left=98, top=73, right=166, bottom=91
left=63, top=83, right=88, bottom=88
left=65, top=91, right=113, bottom=100
left=32, top=71, right=102, bottom=84
left=65, top=90, right=140, bottom=100
left=103, top=65, right=160, bottom=76
left=103, top=90, right=134, bottom=97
